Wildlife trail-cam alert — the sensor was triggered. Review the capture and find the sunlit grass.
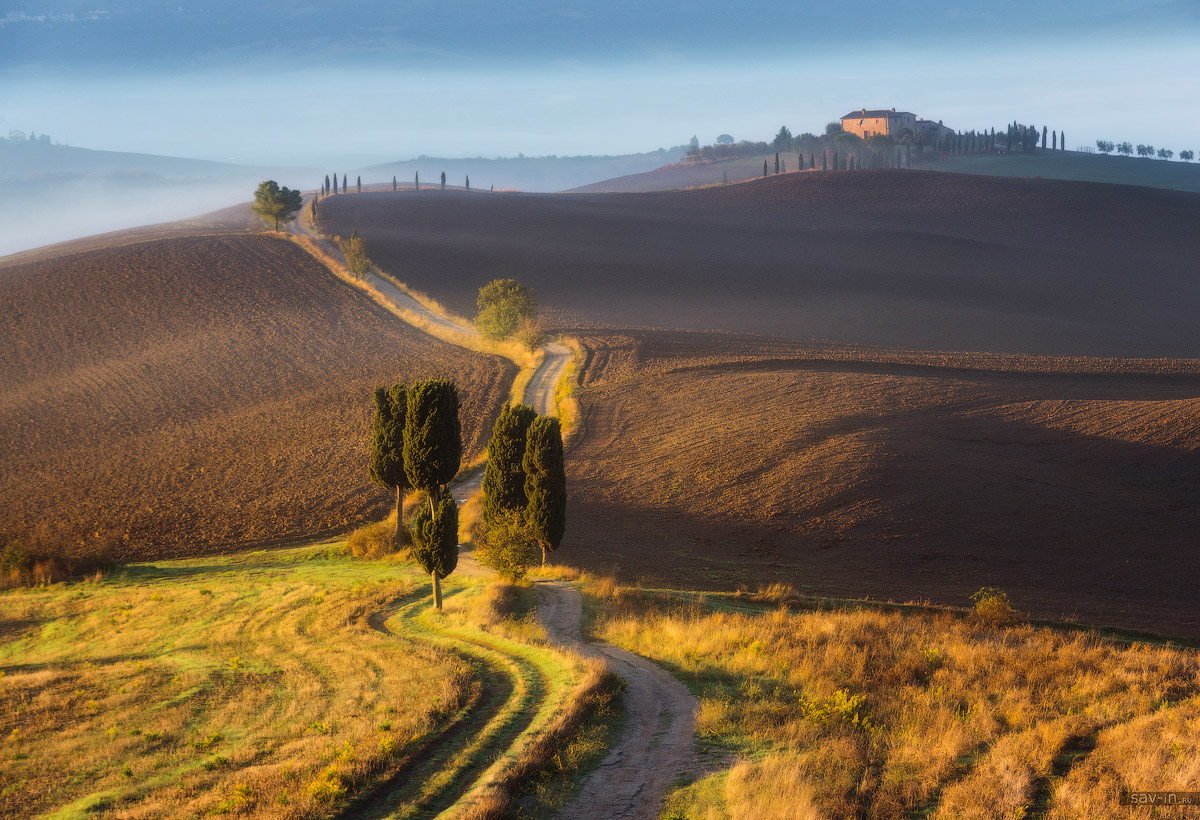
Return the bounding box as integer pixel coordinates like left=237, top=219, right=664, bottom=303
left=586, top=583, right=1200, bottom=819
left=0, top=546, right=472, bottom=819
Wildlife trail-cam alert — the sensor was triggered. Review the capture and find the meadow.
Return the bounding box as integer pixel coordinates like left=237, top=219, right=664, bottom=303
left=0, top=544, right=612, bottom=820
left=0, top=234, right=512, bottom=561
left=578, top=576, right=1200, bottom=819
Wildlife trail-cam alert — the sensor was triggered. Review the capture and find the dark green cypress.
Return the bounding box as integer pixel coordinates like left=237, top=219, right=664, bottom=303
left=342, top=173, right=347, bottom=192
left=810, top=152, right=815, bottom=171
left=482, top=403, right=537, bottom=526
left=411, top=495, right=458, bottom=608
left=441, top=171, right=446, bottom=190
left=324, top=174, right=330, bottom=194
left=393, top=176, right=397, bottom=191
left=523, top=416, right=566, bottom=565
left=466, top=175, right=470, bottom=190
left=415, top=171, right=419, bottom=190
left=775, top=152, right=780, bottom=174
left=763, top=160, right=768, bottom=178
left=1061, top=131, right=1065, bottom=151
left=333, top=174, right=338, bottom=194
left=357, top=176, right=361, bottom=193
left=369, top=384, right=409, bottom=549
left=404, top=378, right=462, bottom=511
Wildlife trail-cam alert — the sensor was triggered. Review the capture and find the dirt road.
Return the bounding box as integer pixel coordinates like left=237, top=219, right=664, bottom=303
left=537, top=583, right=698, bottom=820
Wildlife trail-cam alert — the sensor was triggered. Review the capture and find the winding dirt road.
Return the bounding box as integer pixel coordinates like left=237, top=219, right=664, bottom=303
left=293, top=193, right=699, bottom=819
left=537, top=583, right=699, bottom=820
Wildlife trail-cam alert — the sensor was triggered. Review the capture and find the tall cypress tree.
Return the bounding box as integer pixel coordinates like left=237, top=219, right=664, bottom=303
left=357, top=176, right=361, bottom=193
left=523, top=416, right=566, bottom=566
left=466, top=175, right=470, bottom=190
left=403, top=378, right=461, bottom=608
left=393, top=176, right=397, bottom=192
left=763, top=160, right=768, bottom=178
left=412, top=495, right=457, bottom=609
left=482, top=403, right=538, bottom=526
left=325, top=174, right=330, bottom=195
left=333, top=174, right=338, bottom=194
left=775, top=152, right=780, bottom=174
left=1042, top=126, right=1048, bottom=150
left=342, top=173, right=347, bottom=192
left=810, top=152, right=816, bottom=171
left=1061, top=131, right=1066, bottom=151
left=440, top=171, right=446, bottom=190
left=369, top=384, right=409, bottom=549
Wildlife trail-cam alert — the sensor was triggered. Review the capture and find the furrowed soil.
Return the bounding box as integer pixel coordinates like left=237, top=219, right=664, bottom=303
left=566, top=331, right=1200, bottom=638
left=319, top=170, right=1200, bottom=358
left=0, top=234, right=512, bottom=560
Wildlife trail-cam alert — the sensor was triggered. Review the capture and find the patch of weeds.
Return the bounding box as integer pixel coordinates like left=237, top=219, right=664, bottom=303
left=191, top=731, right=224, bottom=750
left=121, top=764, right=133, bottom=778
left=306, top=765, right=348, bottom=803
left=203, top=756, right=228, bottom=771
left=378, top=721, right=392, bottom=731
left=971, top=586, right=1020, bottom=626
left=307, top=721, right=330, bottom=735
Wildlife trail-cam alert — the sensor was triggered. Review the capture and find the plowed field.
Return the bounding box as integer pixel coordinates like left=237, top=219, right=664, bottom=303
left=565, top=332, right=1200, bottom=638
left=0, top=235, right=512, bottom=560
left=319, top=170, right=1200, bottom=357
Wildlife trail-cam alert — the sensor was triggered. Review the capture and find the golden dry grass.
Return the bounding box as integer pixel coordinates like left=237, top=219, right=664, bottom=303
left=591, top=587, right=1200, bottom=819
left=0, top=546, right=473, bottom=819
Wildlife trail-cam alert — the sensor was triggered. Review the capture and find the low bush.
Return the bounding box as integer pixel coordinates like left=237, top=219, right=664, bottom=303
left=346, top=512, right=405, bottom=560
left=971, top=586, right=1020, bottom=626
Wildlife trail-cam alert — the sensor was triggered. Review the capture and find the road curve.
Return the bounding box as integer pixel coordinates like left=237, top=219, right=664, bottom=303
left=537, top=583, right=698, bottom=820
left=525, top=342, right=571, bottom=416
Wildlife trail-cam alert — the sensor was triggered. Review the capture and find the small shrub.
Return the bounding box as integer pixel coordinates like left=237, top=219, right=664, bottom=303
left=475, top=514, right=539, bottom=582
left=516, top=316, right=545, bottom=352
left=306, top=766, right=348, bottom=803
left=971, top=586, right=1019, bottom=626
left=347, top=513, right=404, bottom=560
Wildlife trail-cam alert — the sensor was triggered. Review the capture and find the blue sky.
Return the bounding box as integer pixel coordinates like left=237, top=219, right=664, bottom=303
left=2, top=1, right=1198, bottom=166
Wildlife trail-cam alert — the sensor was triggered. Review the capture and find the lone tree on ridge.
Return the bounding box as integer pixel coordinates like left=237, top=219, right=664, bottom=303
left=251, top=180, right=303, bottom=231
left=404, top=378, right=462, bottom=608
left=482, top=403, right=538, bottom=526
left=524, top=415, right=566, bottom=566
left=369, top=383, right=409, bottom=550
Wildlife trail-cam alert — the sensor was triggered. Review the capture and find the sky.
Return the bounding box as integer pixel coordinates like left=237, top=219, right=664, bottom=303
left=1, top=0, right=1198, bottom=167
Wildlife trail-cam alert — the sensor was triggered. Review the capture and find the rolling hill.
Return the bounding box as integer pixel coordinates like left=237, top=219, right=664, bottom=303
left=0, top=234, right=513, bottom=560
left=321, top=170, right=1200, bottom=358
left=320, top=172, right=1200, bottom=636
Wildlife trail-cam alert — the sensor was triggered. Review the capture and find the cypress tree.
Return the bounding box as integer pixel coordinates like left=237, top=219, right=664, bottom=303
left=810, top=152, right=815, bottom=170
left=369, top=384, right=409, bottom=550
left=310, top=196, right=317, bottom=222
left=797, top=154, right=804, bottom=171
left=1061, top=131, right=1065, bottom=151
left=482, top=403, right=538, bottom=526
left=342, top=173, right=347, bottom=192
left=411, top=495, right=457, bottom=609
left=415, top=171, right=419, bottom=190
left=333, top=174, right=338, bottom=194
left=466, top=175, right=470, bottom=190
left=763, top=160, right=768, bottom=178
left=325, top=174, right=330, bottom=194
left=357, top=176, right=361, bottom=193
left=722, top=169, right=729, bottom=184
left=1042, top=126, right=1048, bottom=150
left=523, top=416, right=566, bottom=566
left=441, top=171, right=446, bottom=190
left=1053, top=131, right=1057, bottom=150
left=775, top=152, right=780, bottom=174
left=393, top=176, right=397, bottom=191
left=403, top=378, right=462, bottom=609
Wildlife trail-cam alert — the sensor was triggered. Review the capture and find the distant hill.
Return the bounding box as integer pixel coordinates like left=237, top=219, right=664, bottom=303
left=0, top=138, right=256, bottom=178
left=572, top=148, right=1200, bottom=194
left=358, top=148, right=687, bottom=193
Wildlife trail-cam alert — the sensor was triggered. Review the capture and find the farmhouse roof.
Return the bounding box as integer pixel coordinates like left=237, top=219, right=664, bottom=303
left=841, top=109, right=914, bottom=120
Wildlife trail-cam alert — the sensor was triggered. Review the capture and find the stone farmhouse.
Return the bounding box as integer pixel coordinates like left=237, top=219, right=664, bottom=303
left=841, top=109, right=954, bottom=142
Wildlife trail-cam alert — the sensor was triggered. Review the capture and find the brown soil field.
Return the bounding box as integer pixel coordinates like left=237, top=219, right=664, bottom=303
left=563, top=331, right=1200, bottom=639
left=319, top=170, right=1200, bottom=358
left=0, top=235, right=513, bottom=560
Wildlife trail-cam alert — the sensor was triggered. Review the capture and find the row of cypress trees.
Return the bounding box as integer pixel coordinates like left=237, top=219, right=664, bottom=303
left=481, top=403, right=566, bottom=569
left=369, top=379, right=462, bottom=609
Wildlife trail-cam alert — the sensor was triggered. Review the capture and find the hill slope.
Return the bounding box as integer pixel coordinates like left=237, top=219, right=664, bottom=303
left=321, top=171, right=1200, bottom=357
left=566, top=331, right=1200, bottom=638
left=0, top=235, right=512, bottom=559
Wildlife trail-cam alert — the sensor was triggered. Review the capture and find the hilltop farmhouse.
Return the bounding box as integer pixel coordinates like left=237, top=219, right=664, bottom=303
left=841, top=109, right=953, bottom=142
